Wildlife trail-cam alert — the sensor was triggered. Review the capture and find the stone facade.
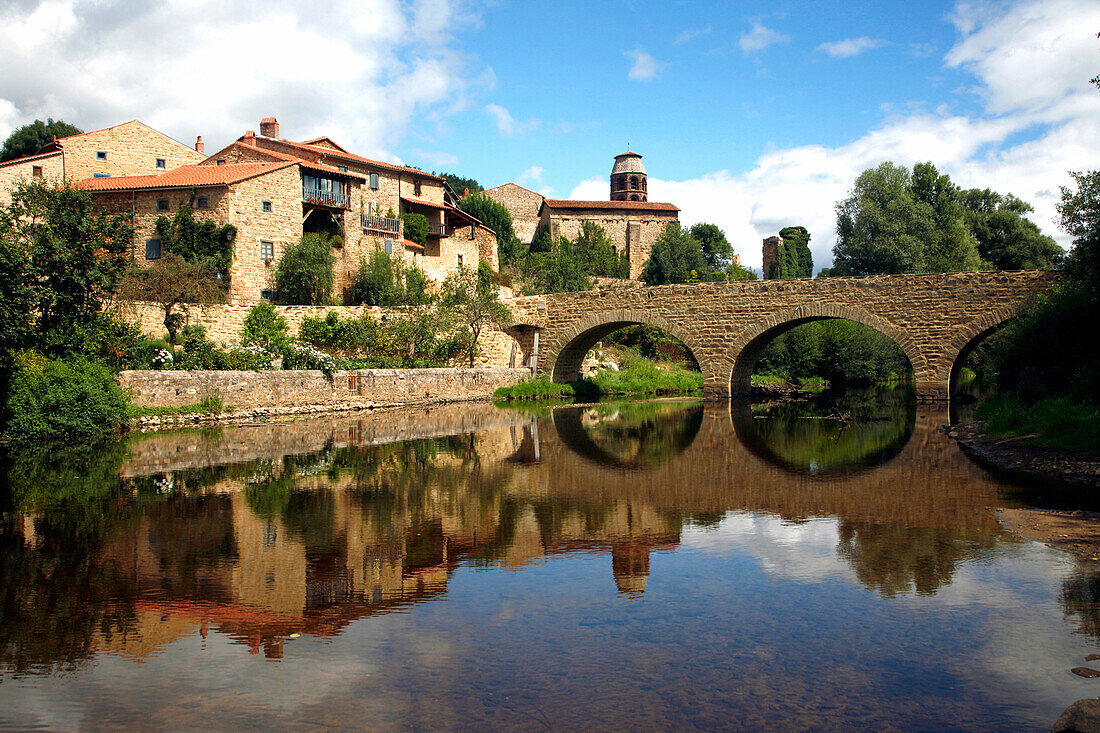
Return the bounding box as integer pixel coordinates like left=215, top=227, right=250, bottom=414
left=539, top=201, right=679, bottom=278
left=53, top=120, right=204, bottom=180
left=482, top=182, right=544, bottom=243
left=503, top=270, right=1058, bottom=399
left=0, top=150, right=64, bottom=191
left=119, top=368, right=531, bottom=409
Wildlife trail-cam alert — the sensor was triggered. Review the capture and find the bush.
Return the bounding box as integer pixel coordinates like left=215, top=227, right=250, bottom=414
left=587, top=359, right=704, bottom=396
left=346, top=248, right=431, bottom=306
left=281, top=343, right=337, bottom=378
left=978, top=392, right=1100, bottom=450
left=241, top=302, right=290, bottom=354
left=400, top=213, right=429, bottom=245
left=273, top=233, right=336, bottom=305
left=3, top=352, right=129, bottom=443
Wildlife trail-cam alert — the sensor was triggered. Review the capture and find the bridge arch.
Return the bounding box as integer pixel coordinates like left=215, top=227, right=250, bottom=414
left=545, top=311, right=705, bottom=383
left=944, top=304, right=1021, bottom=396
left=723, top=303, right=922, bottom=395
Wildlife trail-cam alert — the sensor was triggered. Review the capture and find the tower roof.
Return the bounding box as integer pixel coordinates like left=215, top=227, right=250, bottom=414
left=612, top=151, right=646, bottom=175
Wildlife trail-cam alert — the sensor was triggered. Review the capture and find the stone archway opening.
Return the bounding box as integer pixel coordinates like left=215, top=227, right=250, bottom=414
left=729, top=315, right=916, bottom=395
left=550, top=318, right=702, bottom=384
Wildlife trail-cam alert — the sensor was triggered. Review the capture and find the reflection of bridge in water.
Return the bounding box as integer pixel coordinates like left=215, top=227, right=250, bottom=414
left=5, top=400, right=1026, bottom=668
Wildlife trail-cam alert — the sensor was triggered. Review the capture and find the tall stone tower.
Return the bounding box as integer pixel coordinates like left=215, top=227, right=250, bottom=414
left=610, top=151, right=647, bottom=201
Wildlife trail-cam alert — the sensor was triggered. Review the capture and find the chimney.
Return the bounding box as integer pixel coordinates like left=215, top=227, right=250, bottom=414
left=243, top=130, right=256, bottom=145
left=260, top=117, right=279, bottom=139
left=195, top=135, right=204, bottom=153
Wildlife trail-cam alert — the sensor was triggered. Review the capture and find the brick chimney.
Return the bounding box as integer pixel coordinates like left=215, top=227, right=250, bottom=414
left=243, top=130, right=256, bottom=145
left=195, top=135, right=204, bottom=153
left=260, top=117, right=279, bottom=139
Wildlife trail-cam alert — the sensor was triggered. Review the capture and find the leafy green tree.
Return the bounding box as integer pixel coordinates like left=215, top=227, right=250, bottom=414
left=458, top=192, right=522, bottom=265
left=959, top=188, right=1063, bottom=270
left=529, top=222, right=553, bottom=254
left=574, top=221, right=630, bottom=278
left=1, top=119, right=81, bottom=162
left=439, top=172, right=482, bottom=195
left=832, top=162, right=982, bottom=275
left=240, top=302, right=290, bottom=354
left=773, top=226, right=813, bottom=278
left=726, top=262, right=759, bottom=281
left=118, top=254, right=225, bottom=344
left=274, top=233, right=336, bottom=305
left=400, top=213, right=429, bottom=245
left=689, top=223, right=734, bottom=271
left=524, top=235, right=593, bottom=294
left=0, top=179, right=132, bottom=352
left=347, top=247, right=431, bottom=306
left=154, top=197, right=236, bottom=280
left=641, top=223, right=711, bottom=285
left=440, top=265, right=512, bottom=367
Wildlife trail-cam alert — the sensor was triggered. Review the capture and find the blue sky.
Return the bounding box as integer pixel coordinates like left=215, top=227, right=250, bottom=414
left=1, top=0, right=1098, bottom=271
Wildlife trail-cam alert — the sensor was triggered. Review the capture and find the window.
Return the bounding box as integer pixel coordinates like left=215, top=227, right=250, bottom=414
left=92, top=173, right=109, bottom=178
left=456, top=253, right=463, bottom=267
left=156, top=158, right=166, bottom=169
left=261, top=200, right=272, bottom=212
left=96, top=151, right=107, bottom=160
left=261, top=288, right=277, bottom=302
left=196, top=197, right=209, bottom=209
left=384, top=241, right=392, bottom=254
left=337, top=165, right=348, bottom=172
left=261, top=241, right=274, bottom=259
left=369, top=172, right=379, bottom=190
left=32, top=165, right=42, bottom=178
left=145, top=238, right=162, bottom=260
left=157, top=199, right=169, bottom=211
left=216, top=158, right=226, bottom=166
left=414, top=180, right=422, bottom=197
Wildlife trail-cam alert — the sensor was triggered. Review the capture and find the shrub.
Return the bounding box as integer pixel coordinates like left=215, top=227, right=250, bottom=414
left=3, top=352, right=129, bottom=443
left=241, top=302, right=290, bottom=354
left=282, top=343, right=337, bottom=379
left=273, top=233, right=336, bottom=305
left=400, top=213, right=429, bottom=245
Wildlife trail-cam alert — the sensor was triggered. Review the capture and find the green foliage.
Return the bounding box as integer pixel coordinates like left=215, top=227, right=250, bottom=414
left=523, top=235, right=594, bottom=294
left=155, top=198, right=236, bottom=279
left=118, top=253, right=225, bottom=344
left=400, top=213, right=429, bottom=245
left=346, top=247, right=431, bottom=306
left=0, top=119, right=81, bottom=162
left=3, top=352, right=128, bottom=444
left=298, top=307, right=464, bottom=368
left=832, top=161, right=983, bottom=275
left=754, top=319, right=912, bottom=384
left=689, top=223, right=735, bottom=270
left=174, top=325, right=274, bottom=371
left=770, top=226, right=813, bottom=278
left=299, top=310, right=381, bottom=357
left=240, top=302, right=290, bottom=354
left=458, top=192, right=522, bottom=265
left=641, top=223, right=711, bottom=285
left=440, top=265, right=512, bottom=367
left=273, top=233, right=336, bottom=305
left=494, top=376, right=575, bottom=401
left=586, top=358, right=704, bottom=396
left=959, top=188, right=1063, bottom=270
left=529, top=222, right=553, bottom=254
left=978, top=393, right=1100, bottom=450
left=438, top=172, right=482, bottom=195
left=601, top=325, right=697, bottom=366
left=574, top=221, right=630, bottom=278
left=726, top=262, right=759, bottom=281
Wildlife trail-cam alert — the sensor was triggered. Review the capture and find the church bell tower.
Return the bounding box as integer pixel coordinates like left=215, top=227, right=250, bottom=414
left=610, top=151, right=647, bottom=202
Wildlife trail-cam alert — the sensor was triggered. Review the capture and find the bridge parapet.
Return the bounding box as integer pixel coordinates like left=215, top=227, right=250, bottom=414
left=501, top=270, right=1058, bottom=399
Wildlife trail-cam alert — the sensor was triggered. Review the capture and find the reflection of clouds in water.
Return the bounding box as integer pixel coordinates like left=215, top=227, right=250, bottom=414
left=682, top=512, right=855, bottom=584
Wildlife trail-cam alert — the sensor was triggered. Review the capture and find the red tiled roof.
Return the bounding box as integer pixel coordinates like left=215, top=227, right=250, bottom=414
left=540, top=199, right=679, bottom=213
left=0, top=149, right=63, bottom=169
left=401, top=194, right=447, bottom=210
left=77, top=162, right=295, bottom=191
left=403, top=239, right=425, bottom=252
left=214, top=142, right=364, bottom=180
left=401, top=196, right=485, bottom=229
left=250, top=135, right=441, bottom=180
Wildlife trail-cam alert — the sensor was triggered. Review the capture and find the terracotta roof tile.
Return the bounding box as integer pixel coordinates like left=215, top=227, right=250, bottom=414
left=540, top=199, right=679, bottom=212
left=403, top=239, right=425, bottom=252
left=219, top=142, right=364, bottom=180
left=251, top=135, right=441, bottom=180
left=77, top=162, right=295, bottom=191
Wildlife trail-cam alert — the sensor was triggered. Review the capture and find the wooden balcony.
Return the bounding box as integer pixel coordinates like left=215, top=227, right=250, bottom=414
left=362, top=213, right=402, bottom=236
left=302, top=187, right=350, bottom=209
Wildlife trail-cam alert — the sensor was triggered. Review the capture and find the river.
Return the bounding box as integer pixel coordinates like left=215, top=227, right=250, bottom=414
left=1, top=388, right=1097, bottom=731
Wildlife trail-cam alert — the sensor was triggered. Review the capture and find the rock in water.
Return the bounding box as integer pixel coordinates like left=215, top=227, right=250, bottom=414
left=1073, top=667, right=1100, bottom=678
left=1053, top=699, right=1100, bottom=733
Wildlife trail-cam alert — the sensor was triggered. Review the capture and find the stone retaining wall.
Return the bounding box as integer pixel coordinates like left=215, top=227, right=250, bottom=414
left=119, top=368, right=531, bottom=409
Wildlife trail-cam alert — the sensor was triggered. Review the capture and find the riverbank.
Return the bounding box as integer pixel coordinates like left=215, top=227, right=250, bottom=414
left=997, top=508, right=1100, bottom=561
left=946, top=421, right=1100, bottom=487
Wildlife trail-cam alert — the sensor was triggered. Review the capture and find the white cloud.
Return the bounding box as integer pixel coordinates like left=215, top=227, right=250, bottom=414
left=412, top=148, right=459, bottom=167
left=484, top=103, right=539, bottom=137
left=518, top=165, right=544, bottom=185
left=738, top=22, right=791, bottom=55
left=571, top=0, right=1100, bottom=274
left=626, top=48, right=661, bottom=81
left=0, top=0, right=487, bottom=165
left=817, top=37, right=887, bottom=58
left=674, top=26, right=711, bottom=45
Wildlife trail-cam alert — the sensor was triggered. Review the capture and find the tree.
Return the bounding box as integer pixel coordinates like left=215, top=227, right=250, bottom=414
left=240, top=302, right=290, bottom=354
left=1, top=119, right=82, bottom=162
left=641, top=223, right=711, bottom=285
left=574, top=221, right=630, bottom=278
left=400, top=213, right=429, bottom=245
left=959, top=189, right=1062, bottom=270
left=529, top=222, right=553, bottom=254
left=832, top=162, right=982, bottom=276
left=774, top=226, right=813, bottom=278
left=689, top=223, right=734, bottom=271
left=118, top=254, right=225, bottom=344
left=154, top=197, right=236, bottom=280
left=458, top=192, right=522, bottom=265
left=274, top=233, right=336, bottom=305
left=347, top=247, right=431, bottom=306
left=0, top=179, right=132, bottom=352
left=524, top=235, right=593, bottom=294
left=440, top=265, right=512, bottom=367
left=438, top=172, right=482, bottom=195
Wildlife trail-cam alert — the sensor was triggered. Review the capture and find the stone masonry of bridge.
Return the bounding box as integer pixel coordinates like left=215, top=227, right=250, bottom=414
left=503, top=270, right=1057, bottom=399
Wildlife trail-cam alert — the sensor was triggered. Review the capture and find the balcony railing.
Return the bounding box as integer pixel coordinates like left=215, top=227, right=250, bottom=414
left=302, top=187, right=350, bottom=209
left=362, top=213, right=402, bottom=236
left=428, top=223, right=451, bottom=238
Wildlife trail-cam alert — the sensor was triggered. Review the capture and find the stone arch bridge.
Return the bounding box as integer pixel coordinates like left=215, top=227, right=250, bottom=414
left=503, top=271, right=1056, bottom=399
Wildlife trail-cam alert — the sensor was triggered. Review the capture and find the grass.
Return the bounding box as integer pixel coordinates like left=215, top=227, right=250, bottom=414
left=583, top=359, right=703, bottom=397
left=494, top=376, right=575, bottom=401
left=977, top=392, right=1100, bottom=451
left=128, top=393, right=230, bottom=419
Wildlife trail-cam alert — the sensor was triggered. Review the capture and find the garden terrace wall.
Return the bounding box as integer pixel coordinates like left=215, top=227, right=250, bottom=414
left=119, top=368, right=531, bottom=410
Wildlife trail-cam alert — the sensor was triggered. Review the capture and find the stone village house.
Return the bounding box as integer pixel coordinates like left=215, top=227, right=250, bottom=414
left=66, top=117, right=500, bottom=304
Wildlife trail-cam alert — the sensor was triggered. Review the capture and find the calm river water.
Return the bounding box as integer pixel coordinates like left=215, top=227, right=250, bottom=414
left=1, top=388, right=1098, bottom=731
